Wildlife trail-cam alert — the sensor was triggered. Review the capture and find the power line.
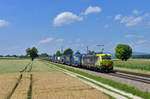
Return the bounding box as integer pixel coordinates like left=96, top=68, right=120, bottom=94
left=96, top=45, right=104, bottom=53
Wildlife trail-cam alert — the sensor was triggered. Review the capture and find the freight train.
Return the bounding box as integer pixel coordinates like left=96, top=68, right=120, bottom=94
left=48, top=53, right=113, bottom=72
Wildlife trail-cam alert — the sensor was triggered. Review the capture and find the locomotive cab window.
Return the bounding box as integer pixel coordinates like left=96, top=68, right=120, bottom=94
left=102, top=55, right=111, bottom=60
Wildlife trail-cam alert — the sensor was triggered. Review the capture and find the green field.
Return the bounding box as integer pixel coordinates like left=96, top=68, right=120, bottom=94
left=114, top=59, right=150, bottom=72
left=0, top=59, right=58, bottom=74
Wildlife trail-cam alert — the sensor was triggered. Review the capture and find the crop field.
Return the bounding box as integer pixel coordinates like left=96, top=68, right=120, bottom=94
left=0, top=59, right=109, bottom=99
left=32, top=72, right=109, bottom=99
left=114, top=59, right=150, bottom=72
left=11, top=73, right=30, bottom=99
left=0, top=74, right=19, bottom=99
left=0, top=59, right=30, bottom=74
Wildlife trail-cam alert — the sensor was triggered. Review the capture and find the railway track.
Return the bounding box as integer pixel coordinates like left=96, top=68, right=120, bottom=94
left=114, top=70, right=150, bottom=78
left=109, top=72, right=150, bottom=84
left=49, top=61, right=150, bottom=84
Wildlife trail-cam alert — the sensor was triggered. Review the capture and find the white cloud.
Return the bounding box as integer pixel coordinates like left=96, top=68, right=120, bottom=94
left=0, top=20, right=9, bottom=27
left=114, top=14, right=122, bottom=20
left=125, top=34, right=144, bottom=38
left=136, top=40, right=149, bottom=45
left=137, top=40, right=148, bottom=44
left=119, top=16, right=142, bottom=27
left=115, top=15, right=145, bottom=27
left=120, top=16, right=134, bottom=23
left=75, top=38, right=81, bottom=43
left=56, top=38, right=64, bottom=42
left=53, top=6, right=102, bottom=26
left=84, top=6, right=102, bottom=15
left=132, top=10, right=140, bottom=15
left=104, top=24, right=109, bottom=28
left=39, top=37, right=53, bottom=43
left=125, top=16, right=142, bottom=26
left=114, top=11, right=150, bottom=27
left=144, top=13, right=150, bottom=17
left=53, top=12, right=83, bottom=26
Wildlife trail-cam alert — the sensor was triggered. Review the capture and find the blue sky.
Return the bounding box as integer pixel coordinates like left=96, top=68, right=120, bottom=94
left=0, top=0, right=150, bottom=55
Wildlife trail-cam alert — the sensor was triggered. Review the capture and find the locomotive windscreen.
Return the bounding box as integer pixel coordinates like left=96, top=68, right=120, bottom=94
left=102, top=55, right=111, bottom=60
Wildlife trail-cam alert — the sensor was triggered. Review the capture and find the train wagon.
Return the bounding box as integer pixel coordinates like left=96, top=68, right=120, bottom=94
left=82, top=53, right=113, bottom=72
left=60, top=55, right=66, bottom=64
left=65, top=55, right=72, bottom=65
left=51, top=56, right=57, bottom=62
left=57, top=56, right=61, bottom=63
left=72, top=54, right=82, bottom=66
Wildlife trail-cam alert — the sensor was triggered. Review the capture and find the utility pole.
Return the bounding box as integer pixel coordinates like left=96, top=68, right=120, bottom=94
left=96, top=45, right=104, bottom=53
left=86, top=46, right=89, bottom=54
left=60, top=46, right=63, bottom=54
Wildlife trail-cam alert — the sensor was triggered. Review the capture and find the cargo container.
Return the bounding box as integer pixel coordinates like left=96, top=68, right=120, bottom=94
left=60, top=55, right=66, bottom=64
left=72, top=54, right=82, bottom=66
left=65, top=55, right=72, bottom=65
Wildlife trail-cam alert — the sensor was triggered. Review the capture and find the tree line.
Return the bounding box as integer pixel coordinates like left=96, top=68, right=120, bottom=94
left=54, top=44, right=133, bottom=61
left=25, top=44, right=133, bottom=61
left=54, top=48, right=80, bottom=56
left=132, top=54, right=150, bottom=59
left=1, top=44, right=142, bottom=61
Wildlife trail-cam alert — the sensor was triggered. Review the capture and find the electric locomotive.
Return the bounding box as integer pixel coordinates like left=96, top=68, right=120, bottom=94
left=82, top=53, right=113, bottom=72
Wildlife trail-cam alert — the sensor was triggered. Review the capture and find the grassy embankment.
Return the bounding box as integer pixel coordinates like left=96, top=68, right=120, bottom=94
left=47, top=61, right=150, bottom=99
left=114, top=59, right=150, bottom=74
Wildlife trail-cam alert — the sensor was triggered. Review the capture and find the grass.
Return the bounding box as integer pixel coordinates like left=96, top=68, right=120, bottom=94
left=0, top=59, right=31, bottom=74
left=31, top=60, right=58, bottom=72
left=114, top=59, right=150, bottom=71
left=0, top=59, right=58, bottom=74
left=77, top=76, right=127, bottom=99
left=48, top=61, right=150, bottom=99
left=0, top=57, right=29, bottom=60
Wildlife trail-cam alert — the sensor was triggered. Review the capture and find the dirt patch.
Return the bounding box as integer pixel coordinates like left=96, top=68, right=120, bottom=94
left=0, top=73, right=19, bottom=99
left=11, top=73, right=30, bottom=99
left=32, top=72, right=109, bottom=99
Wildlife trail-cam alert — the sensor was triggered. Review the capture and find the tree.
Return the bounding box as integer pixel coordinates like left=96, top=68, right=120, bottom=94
left=115, top=44, right=132, bottom=61
left=40, top=53, right=49, bottom=57
left=26, top=48, right=31, bottom=56
left=75, top=51, right=81, bottom=54
left=55, top=50, right=62, bottom=56
left=63, top=48, right=73, bottom=55
left=5, top=54, right=10, bottom=57
left=12, top=55, right=17, bottom=57
left=26, top=47, right=38, bottom=61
